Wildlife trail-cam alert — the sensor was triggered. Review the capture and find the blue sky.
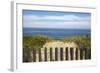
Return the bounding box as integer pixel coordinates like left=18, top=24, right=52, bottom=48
left=23, top=10, right=91, bottom=29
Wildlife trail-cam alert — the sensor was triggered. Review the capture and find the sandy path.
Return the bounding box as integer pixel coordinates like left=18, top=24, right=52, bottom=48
left=43, top=41, right=78, bottom=48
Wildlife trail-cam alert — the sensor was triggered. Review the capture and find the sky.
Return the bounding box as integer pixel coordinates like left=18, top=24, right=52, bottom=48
left=23, top=10, right=91, bottom=29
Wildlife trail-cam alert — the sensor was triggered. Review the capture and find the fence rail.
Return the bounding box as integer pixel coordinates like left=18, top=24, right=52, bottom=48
left=23, top=47, right=91, bottom=62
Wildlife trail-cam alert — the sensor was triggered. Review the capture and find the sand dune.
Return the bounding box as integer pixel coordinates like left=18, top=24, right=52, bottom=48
left=43, top=41, right=78, bottom=48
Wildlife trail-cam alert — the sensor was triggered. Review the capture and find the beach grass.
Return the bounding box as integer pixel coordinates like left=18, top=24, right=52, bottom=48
left=23, top=35, right=91, bottom=49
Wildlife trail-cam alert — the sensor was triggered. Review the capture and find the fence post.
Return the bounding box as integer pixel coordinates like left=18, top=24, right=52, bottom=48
left=80, top=48, right=84, bottom=60
left=60, top=47, right=63, bottom=61
left=85, top=48, right=87, bottom=59
left=70, top=47, right=74, bottom=60
left=75, top=48, right=78, bottom=60
left=65, top=47, right=68, bottom=60
left=50, top=47, right=53, bottom=61
left=63, top=47, right=66, bottom=60
left=68, top=48, right=70, bottom=60
left=27, top=48, right=31, bottom=62
left=23, top=48, right=25, bottom=62
left=89, top=49, right=91, bottom=59
left=33, top=48, right=36, bottom=62
left=73, top=48, right=76, bottom=60
left=55, top=47, right=58, bottom=61
left=83, top=48, right=85, bottom=59
left=44, top=47, right=47, bottom=61
left=39, top=48, right=42, bottom=62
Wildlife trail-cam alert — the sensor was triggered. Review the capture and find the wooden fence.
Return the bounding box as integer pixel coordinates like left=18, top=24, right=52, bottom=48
left=23, top=47, right=91, bottom=62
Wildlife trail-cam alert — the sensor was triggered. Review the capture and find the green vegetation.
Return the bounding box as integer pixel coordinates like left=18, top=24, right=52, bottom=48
left=63, top=35, right=91, bottom=49
left=23, top=35, right=52, bottom=50
left=23, top=35, right=91, bottom=49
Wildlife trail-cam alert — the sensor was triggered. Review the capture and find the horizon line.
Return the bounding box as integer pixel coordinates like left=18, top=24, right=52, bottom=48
left=23, top=27, right=91, bottom=30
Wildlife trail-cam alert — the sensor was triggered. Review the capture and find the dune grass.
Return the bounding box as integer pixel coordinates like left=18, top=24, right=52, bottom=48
left=23, top=35, right=91, bottom=49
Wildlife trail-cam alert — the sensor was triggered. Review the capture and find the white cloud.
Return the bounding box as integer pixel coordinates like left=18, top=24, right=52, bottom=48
left=23, top=14, right=91, bottom=29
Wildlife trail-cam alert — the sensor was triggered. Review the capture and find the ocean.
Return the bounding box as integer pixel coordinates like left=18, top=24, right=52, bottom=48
left=23, top=28, right=91, bottom=39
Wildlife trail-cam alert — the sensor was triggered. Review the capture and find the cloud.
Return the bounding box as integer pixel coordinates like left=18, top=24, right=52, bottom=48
left=23, top=14, right=91, bottom=29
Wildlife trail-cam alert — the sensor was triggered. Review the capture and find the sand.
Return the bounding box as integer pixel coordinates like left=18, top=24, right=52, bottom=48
left=43, top=41, right=78, bottom=48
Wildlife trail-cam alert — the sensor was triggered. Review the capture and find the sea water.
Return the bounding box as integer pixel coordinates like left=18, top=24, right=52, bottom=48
left=23, top=28, right=91, bottom=39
